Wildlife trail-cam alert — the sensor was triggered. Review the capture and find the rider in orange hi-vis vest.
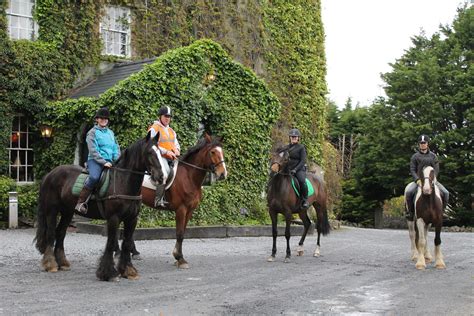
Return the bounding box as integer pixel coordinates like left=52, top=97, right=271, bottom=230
left=148, top=106, right=181, bottom=207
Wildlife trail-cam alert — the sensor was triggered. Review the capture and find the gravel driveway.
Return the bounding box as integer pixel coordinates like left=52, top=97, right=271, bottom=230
left=0, top=227, right=472, bottom=315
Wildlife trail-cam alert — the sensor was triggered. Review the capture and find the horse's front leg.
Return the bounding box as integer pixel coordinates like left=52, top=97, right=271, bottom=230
left=284, top=213, right=292, bottom=263
left=96, top=215, right=120, bottom=281
left=434, top=225, right=446, bottom=269
left=173, top=207, right=190, bottom=269
left=415, top=218, right=427, bottom=270
left=267, top=210, right=278, bottom=262
left=118, top=213, right=139, bottom=280
left=407, top=220, right=417, bottom=261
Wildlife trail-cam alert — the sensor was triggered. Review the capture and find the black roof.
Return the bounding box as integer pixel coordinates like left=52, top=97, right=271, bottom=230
left=70, top=58, right=156, bottom=99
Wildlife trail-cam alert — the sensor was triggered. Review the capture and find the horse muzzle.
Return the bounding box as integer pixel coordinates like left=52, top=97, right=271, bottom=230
left=270, top=163, right=280, bottom=173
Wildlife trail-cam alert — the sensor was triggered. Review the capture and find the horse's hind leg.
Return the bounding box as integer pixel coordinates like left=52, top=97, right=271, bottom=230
left=434, top=225, right=446, bottom=269
left=296, top=211, right=311, bottom=256
left=54, top=210, right=74, bottom=271
left=407, top=220, right=418, bottom=261
left=96, top=216, right=120, bottom=281
left=284, top=213, right=292, bottom=263
left=118, top=216, right=139, bottom=280
left=42, top=212, right=59, bottom=272
left=267, top=210, right=278, bottom=262
left=415, top=219, right=427, bottom=270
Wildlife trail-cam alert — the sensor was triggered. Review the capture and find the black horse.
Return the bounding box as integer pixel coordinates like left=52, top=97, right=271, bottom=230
left=35, top=132, right=163, bottom=281
left=267, top=149, right=330, bottom=262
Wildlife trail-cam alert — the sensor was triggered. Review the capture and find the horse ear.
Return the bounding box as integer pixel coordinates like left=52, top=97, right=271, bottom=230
left=153, top=131, right=160, bottom=143
left=204, top=133, right=212, bottom=143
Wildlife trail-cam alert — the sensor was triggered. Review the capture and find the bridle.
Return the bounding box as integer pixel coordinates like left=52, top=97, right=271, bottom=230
left=178, top=147, right=225, bottom=174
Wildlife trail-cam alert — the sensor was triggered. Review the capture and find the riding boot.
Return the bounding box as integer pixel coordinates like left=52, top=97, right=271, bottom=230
left=154, top=184, right=168, bottom=207
left=75, top=186, right=92, bottom=214
left=300, top=182, right=309, bottom=210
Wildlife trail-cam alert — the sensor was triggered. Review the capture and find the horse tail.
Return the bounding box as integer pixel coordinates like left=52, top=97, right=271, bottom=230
left=34, top=179, right=49, bottom=254
left=315, top=185, right=331, bottom=236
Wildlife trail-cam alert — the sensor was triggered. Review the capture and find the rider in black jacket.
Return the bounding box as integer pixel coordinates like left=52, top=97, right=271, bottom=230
left=285, top=128, right=309, bottom=210
left=404, top=135, right=449, bottom=219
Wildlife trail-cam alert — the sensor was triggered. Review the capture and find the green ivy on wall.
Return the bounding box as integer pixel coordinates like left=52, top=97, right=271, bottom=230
left=38, top=40, right=281, bottom=224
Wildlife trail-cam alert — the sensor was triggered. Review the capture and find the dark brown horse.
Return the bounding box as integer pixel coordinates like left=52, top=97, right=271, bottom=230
left=267, top=149, right=330, bottom=262
left=35, top=132, right=163, bottom=281
left=407, top=166, right=446, bottom=269
left=141, top=134, right=227, bottom=268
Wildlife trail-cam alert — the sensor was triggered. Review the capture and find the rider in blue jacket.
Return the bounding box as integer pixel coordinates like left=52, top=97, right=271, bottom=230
left=75, top=107, right=120, bottom=214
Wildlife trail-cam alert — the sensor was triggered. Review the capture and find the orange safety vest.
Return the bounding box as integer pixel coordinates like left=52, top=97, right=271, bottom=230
left=148, top=123, right=178, bottom=159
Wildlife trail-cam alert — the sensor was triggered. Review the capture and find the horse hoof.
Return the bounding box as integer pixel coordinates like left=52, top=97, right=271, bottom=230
left=127, top=274, right=140, bottom=280
left=297, top=250, right=304, bottom=256
left=435, top=263, right=446, bottom=269
left=267, top=256, right=275, bottom=262
left=132, top=254, right=143, bottom=261
left=175, top=261, right=189, bottom=269
left=109, top=276, right=120, bottom=282
left=48, top=267, right=59, bottom=273
left=415, top=264, right=426, bottom=270
left=313, top=252, right=320, bottom=257
left=59, top=266, right=71, bottom=271
left=284, top=257, right=290, bottom=263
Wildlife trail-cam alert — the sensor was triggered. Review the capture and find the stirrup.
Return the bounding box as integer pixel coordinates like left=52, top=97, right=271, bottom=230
left=154, top=197, right=168, bottom=207
left=75, top=202, right=88, bottom=214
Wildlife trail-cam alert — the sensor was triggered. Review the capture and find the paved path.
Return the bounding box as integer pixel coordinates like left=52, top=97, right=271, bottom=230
left=0, top=227, right=472, bottom=315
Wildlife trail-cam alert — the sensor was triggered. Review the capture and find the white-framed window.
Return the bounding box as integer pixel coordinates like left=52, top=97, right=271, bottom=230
left=100, top=5, right=131, bottom=57
left=6, top=0, right=38, bottom=40
left=9, top=115, right=35, bottom=183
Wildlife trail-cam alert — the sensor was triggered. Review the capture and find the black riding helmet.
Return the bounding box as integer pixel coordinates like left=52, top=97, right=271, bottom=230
left=289, top=128, right=301, bottom=138
left=95, top=107, right=110, bottom=119
left=158, top=106, right=173, bottom=117
left=418, top=134, right=430, bottom=143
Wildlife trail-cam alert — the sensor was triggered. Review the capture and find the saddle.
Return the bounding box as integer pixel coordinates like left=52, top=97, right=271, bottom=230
left=72, top=168, right=111, bottom=199
left=290, top=177, right=315, bottom=197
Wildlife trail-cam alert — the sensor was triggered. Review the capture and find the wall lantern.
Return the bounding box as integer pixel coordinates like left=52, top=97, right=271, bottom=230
left=39, top=125, right=53, bottom=138
left=206, top=73, right=215, bottom=82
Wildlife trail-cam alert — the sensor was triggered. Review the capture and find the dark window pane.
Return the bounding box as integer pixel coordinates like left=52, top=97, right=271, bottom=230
left=12, top=116, right=19, bottom=132
left=19, top=150, right=26, bottom=166
left=10, top=150, right=18, bottom=164
left=18, top=167, right=26, bottom=182
left=27, top=150, right=33, bottom=165
left=27, top=166, right=34, bottom=181
left=19, top=116, right=27, bottom=132
left=20, top=132, right=27, bottom=148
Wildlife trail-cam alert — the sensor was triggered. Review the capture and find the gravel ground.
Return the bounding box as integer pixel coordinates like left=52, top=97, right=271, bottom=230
left=0, top=227, right=472, bottom=315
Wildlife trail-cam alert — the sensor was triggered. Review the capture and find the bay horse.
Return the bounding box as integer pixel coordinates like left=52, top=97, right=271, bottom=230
left=267, top=148, right=330, bottom=262
left=141, top=134, right=227, bottom=268
left=406, top=166, right=446, bottom=270
left=35, top=132, right=163, bottom=281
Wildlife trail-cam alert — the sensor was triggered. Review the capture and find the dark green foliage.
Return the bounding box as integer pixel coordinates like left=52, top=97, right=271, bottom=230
left=339, top=6, right=473, bottom=226
left=41, top=40, right=281, bottom=225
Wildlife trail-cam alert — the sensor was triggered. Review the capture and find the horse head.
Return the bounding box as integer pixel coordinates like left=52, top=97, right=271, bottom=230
left=203, top=133, right=227, bottom=180
left=420, top=166, right=436, bottom=195
left=270, top=148, right=289, bottom=173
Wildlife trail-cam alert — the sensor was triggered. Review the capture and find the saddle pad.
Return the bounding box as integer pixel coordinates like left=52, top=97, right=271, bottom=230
left=71, top=171, right=110, bottom=198
left=142, top=161, right=178, bottom=191
left=291, top=178, right=315, bottom=197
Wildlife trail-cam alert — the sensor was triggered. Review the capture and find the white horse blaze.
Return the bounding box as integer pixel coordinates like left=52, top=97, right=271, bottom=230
left=215, top=146, right=228, bottom=178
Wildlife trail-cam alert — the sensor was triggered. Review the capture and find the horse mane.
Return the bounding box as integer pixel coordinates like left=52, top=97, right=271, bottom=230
left=181, top=136, right=222, bottom=162
left=115, top=137, right=146, bottom=167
